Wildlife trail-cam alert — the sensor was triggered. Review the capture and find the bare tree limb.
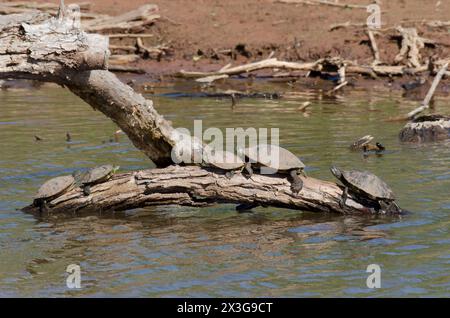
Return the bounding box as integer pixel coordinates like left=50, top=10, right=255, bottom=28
left=22, top=166, right=379, bottom=216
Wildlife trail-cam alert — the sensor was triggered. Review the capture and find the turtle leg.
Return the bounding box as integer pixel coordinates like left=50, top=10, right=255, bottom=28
left=379, top=200, right=400, bottom=214
left=83, top=185, right=91, bottom=196
left=236, top=203, right=259, bottom=212
left=339, top=187, right=348, bottom=209
left=289, top=169, right=303, bottom=194
left=378, top=200, right=389, bottom=214
left=244, top=162, right=253, bottom=178
left=40, top=200, right=49, bottom=215
left=225, top=171, right=234, bottom=179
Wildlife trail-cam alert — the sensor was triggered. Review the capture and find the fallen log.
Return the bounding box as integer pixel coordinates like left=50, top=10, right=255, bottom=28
left=22, top=166, right=384, bottom=216
left=1, top=2, right=403, bottom=215
left=178, top=57, right=426, bottom=79
left=83, top=4, right=160, bottom=33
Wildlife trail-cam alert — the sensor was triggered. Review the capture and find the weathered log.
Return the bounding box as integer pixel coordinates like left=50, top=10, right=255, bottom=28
left=1, top=4, right=403, bottom=215
left=0, top=11, right=109, bottom=80
left=178, top=57, right=427, bottom=79
left=83, top=4, right=160, bottom=33
left=22, top=166, right=385, bottom=216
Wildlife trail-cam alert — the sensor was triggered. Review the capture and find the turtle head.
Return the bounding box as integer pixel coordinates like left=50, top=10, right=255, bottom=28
left=376, top=142, right=385, bottom=151
left=113, top=166, right=120, bottom=173
left=330, top=166, right=342, bottom=179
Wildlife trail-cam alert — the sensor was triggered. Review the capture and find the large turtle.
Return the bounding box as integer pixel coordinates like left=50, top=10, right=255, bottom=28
left=203, top=149, right=252, bottom=178
left=244, top=144, right=306, bottom=193
left=73, top=165, right=119, bottom=196
left=330, top=166, right=399, bottom=213
left=34, top=175, right=75, bottom=213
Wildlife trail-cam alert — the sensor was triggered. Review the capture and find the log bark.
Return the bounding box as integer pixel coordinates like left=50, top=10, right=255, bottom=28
left=21, top=166, right=381, bottom=216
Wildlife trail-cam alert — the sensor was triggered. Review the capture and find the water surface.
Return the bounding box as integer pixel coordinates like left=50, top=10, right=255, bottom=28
left=0, top=82, right=449, bottom=297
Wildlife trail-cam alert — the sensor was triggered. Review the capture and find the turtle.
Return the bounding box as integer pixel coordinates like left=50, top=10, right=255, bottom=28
left=244, top=144, right=306, bottom=194
left=362, top=142, right=385, bottom=153
left=203, top=150, right=252, bottom=178
left=350, top=135, right=374, bottom=151
left=34, top=175, right=75, bottom=213
left=330, top=166, right=399, bottom=213
left=73, top=165, right=119, bottom=196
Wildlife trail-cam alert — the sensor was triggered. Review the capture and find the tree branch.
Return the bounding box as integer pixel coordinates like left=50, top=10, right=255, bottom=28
left=22, top=166, right=379, bottom=216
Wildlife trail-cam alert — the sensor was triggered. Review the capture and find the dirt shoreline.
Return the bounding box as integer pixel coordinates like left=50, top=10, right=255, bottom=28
left=2, top=0, right=450, bottom=96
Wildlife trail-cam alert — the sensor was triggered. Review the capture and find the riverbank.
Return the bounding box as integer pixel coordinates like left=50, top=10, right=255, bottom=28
left=2, top=0, right=450, bottom=97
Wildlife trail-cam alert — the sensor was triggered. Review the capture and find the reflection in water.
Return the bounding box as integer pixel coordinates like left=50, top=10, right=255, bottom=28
left=0, top=83, right=449, bottom=297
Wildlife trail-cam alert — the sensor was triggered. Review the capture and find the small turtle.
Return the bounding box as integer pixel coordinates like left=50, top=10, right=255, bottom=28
left=350, top=135, right=374, bottom=151
left=34, top=175, right=75, bottom=213
left=330, top=166, right=399, bottom=213
left=203, top=150, right=251, bottom=178
left=244, top=144, right=306, bottom=193
left=73, top=165, right=119, bottom=196
left=362, top=142, right=385, bottom=153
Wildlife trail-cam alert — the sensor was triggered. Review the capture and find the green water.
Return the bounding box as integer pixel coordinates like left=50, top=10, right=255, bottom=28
left=0, top=82, right=449, bottom=297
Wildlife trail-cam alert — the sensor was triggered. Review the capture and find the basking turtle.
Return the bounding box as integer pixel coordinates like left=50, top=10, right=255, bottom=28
left=73, top=165, right=119, bottom=196
left=244, top=144, right=306, bottom=193
left=203, top=150, right=252, bottom=178
left=330, top=166, right=399, bottom=213
left=34, top=175, right=75, bottom=213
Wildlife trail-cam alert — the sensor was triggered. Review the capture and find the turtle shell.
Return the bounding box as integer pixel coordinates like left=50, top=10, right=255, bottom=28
left=35, top=175, right=74, bottom=201
left=79, top=165, right=115, bottom=185
left=341, top=169, right=395, bottom=200
left=205, top=150, right=245, bottom=170
left=245, top=144, right=305, bottom=171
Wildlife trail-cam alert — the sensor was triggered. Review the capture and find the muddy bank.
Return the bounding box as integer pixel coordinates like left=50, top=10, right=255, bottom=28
left=2, top=0, right=450, bottom=98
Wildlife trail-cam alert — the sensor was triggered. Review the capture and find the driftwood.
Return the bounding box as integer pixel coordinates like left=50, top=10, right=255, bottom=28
left=406, top=62, right=449, bottom=120
left=1, top=3, right=403, bottom=216
left=22, top=166, right=381, bottom=215
left=179, top=57, right=424, bottom=80
left=83, top=4, right=159, bottom=33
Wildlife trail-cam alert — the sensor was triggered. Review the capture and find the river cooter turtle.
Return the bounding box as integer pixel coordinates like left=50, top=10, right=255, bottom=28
left=203, top=150, right=252, bottom=178
left=244, top=144, right=306, bottom=194
left=73, top=165, right=119, bottom=196
left=34, top=175, right=75, bottom=213
left=330, top=166, right=399, bottom=213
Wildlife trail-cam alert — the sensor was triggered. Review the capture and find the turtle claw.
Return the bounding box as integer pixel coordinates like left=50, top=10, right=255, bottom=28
left=289, top=170, right=303, bottom=194
left=83, top=185, right=91, bottom=196
left=244, top=162, right=253, bottom=179
left=339, top=187, right=348, bottom=209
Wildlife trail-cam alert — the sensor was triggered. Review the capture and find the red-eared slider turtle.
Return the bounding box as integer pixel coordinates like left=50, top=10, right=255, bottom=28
left=73, top=165, right=119, bottom=196
left=330, top=166, right=399, bottom=213
left=34, top=175, right=75, bottom=213
left=203, top=150, right=252, bottom=178
left=244, top=144, right=306, bottom=193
